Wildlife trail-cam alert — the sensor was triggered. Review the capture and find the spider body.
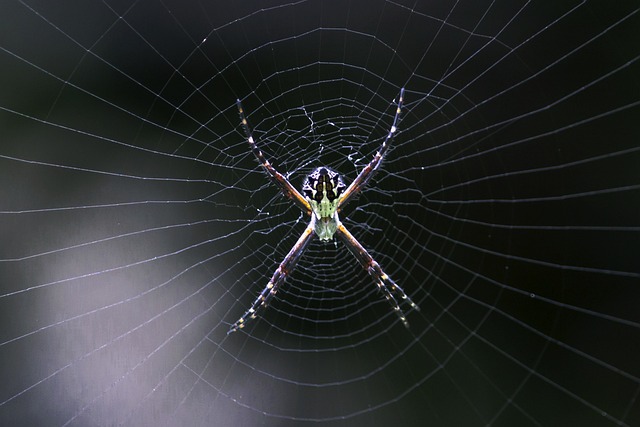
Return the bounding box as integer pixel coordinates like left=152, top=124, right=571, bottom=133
left=229, top=88, right=418, bottom=334
left=303, top=167, right=345, bottom=241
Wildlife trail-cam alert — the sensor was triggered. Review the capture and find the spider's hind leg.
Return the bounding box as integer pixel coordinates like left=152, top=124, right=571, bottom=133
left=367, top=260, right=420, bottom=328
left=336, top=223, right=419, bottom=328
left=228, top=216, right=317, bottom=334
left=228, top=265, right=286, bottom=334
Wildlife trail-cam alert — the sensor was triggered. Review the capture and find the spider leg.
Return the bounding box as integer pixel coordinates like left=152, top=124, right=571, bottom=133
left=228, top=215, right=317, bottom=334
left=335, top=222, right=418, bottom=328
left=237, top=99, right=311, bottom=215
left=338, top=88, right=404, bottom=210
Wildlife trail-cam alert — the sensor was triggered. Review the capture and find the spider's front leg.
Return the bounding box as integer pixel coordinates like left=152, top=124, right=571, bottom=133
left=338, top=88, right=404, bottom=210
left=336, top=223, right=419, bottom=328
left=237, top=99, right=311, bottom=215
left=228, top=215, right=317, bottom=334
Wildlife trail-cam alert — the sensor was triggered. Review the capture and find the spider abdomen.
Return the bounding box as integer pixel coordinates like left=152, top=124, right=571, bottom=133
left=315, top=217, right=339, bottom=242
left=302, top=167, right=345, bottom=241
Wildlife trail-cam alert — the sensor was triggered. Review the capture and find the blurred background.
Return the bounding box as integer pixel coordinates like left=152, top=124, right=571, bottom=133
left=1, top=1, right=639, bottom=426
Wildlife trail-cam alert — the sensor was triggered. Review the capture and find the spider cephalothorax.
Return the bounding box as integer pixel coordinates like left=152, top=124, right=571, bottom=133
left=229, top=88, right=419, bottom=334
left=302, top=167, right=346, bottom=241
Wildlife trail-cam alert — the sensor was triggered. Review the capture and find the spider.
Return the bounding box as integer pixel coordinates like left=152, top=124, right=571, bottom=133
left=228, top=88, right=418, bottom=334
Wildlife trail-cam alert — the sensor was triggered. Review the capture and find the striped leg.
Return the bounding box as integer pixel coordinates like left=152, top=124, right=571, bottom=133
left=338, top=88, right=404, bottom=209
left=237, top=99, right=311, bottom=215
left=335, top=222, right=418, bottom=327
left=228, top=215, right=317, bottom=333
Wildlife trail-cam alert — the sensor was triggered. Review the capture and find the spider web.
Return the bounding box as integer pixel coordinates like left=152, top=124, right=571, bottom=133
left=1, top=0, right=639, bottom=426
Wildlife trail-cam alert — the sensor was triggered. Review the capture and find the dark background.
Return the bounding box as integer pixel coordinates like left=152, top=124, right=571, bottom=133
left=1, top=1, right=639, bottom=426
